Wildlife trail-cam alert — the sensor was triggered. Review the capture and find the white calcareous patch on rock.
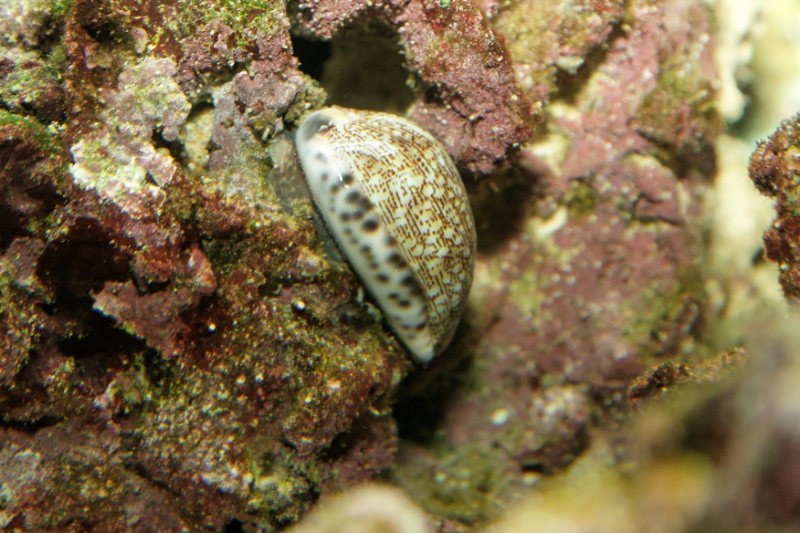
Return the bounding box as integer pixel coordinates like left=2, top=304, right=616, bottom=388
left=68, top=57, right=191, bottom=217
left=295, top=106, right=476, bottom=362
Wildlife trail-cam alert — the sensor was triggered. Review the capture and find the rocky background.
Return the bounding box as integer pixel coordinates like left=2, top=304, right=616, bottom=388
left=0, top=0, right=799, bottom=531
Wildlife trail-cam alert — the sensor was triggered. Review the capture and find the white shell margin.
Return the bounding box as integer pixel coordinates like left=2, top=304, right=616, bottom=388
left=295, top=107, right=476, bottom=362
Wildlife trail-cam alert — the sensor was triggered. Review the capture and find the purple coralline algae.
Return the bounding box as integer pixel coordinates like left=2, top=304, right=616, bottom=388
left=292, top=0, right=535, bottom=175
left=393, top=0, right=721, bottom=528
left=0, top=0, right=730, bottom=531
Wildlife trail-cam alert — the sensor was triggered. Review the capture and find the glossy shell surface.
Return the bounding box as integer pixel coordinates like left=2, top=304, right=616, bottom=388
left=295, top=106, right=476, bottom=362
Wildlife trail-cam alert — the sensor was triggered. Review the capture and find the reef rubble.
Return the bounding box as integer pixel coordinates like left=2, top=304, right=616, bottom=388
left=750, top=112, right=800, bottom=300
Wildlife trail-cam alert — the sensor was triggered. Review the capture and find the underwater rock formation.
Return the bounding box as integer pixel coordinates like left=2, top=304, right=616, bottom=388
left=292, top=0, right=534, bottom=175
left=750, top=112, right=800, bottom=300
left=392, top=0, right=720, bottom=528
left=0, top=0, right=726, bottom=531
left=1, top=1, right=404, bottom=530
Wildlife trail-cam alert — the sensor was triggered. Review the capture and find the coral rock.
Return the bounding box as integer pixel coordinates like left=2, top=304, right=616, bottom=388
left=750, top=112, right=800, bottom=300
left=293, top=0, right=534, bottom=174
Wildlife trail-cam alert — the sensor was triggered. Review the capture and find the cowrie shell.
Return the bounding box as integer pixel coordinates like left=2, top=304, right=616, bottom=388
left=295, top=106, right=476, bottom=362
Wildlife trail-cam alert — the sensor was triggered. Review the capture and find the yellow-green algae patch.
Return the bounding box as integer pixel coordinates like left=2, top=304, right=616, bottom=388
left=166, top=0, right=287, bottom=39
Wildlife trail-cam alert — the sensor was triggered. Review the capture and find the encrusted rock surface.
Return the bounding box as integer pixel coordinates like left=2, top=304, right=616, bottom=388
left=1, top=1, right=405, bottom=531
left=0, top=0, right=735, bottom=531
left=750, top=112, right=800, bottom=300
left=292, top=0, right=534, bottom=175
left=392, top=0, right=720, bottom=528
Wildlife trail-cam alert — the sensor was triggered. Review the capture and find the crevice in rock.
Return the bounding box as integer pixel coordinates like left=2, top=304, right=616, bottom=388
left=36, top=218, right=130, bottom=301
left=223, top=519, right=243, bottom=533
left=292, top=20, right=418, bottom=114
left=290, top=33, right=332, bottom=81
left=393, top=339, right=474, bottom=446
left=0, top=208, right=28, bottom=254
left=0, top=414, right=62, bottom=433
left=151, top=128, right=186, bottom=167
left=469, top=165, right=539, bottom=256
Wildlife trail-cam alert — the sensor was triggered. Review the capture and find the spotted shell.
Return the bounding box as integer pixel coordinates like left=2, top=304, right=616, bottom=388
left=295, top=106, right=476, bottom=362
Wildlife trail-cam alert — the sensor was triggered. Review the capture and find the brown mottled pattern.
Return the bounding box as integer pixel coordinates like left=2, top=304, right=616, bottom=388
left=319, top=110, right=476, bottom=353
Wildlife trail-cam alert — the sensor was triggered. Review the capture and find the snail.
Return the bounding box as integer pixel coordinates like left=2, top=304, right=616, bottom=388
left=295, top=106, right=476, bottom=362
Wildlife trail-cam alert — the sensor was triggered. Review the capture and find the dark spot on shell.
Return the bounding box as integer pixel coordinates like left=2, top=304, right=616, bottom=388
left=400, top=275, right=414, bottom=287
left=415, top=322, right=427, bottom=331
left=320, top=171, right=329, bottom=181
left=344, top=227, right=353, bottom=236
left=399, top=299, right=411, bottom=308
left=315, top=152, right=328, bottom=163
left=385, top=235, right=397, bottom=246
left=346, top=190, right=360, bottom=204
left=369, top=262, right=380, bottom=270
left=331, top=183, right=342, bottom=195
left=342, top=172, right=354, bottom=185
left=357, top=196, right=373, bottom=213
left=341, top=212, right=352, bottom=222
left=376, top=273, right=390, bottom=283
left=388, top=293, right=399, bottom=300
left=346, top=192, right=369, bottom=219
left=362, top=218, right=379, bottom=233
left=388, top=252, right=407, bottom=269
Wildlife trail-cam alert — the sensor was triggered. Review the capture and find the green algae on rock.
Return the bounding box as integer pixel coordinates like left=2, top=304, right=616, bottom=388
left=1, top=0, right=410, bottom=530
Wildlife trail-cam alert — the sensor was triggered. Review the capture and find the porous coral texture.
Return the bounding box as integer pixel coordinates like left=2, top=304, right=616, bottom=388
left=1, top=0, right=406, bottom=531
left=750, top=112, right=800, bottom=299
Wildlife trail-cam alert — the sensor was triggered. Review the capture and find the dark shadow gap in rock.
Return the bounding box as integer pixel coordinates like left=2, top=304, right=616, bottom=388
left=290, top=33, right=332, bottom=81
left=0, top=415, right=62, bottom=433
left=0, top=209, right=28, bottom=253
left=36, top=217, right=131, bottom=301
left=393, top=321, right=475, bottom=446
left=469, top=165, right=539, bottom=256
left=151, top=128, right=186, bottom=167
left=223, top=519, right=243, bottom=533
left=292, top=20, right=418, bottom=114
